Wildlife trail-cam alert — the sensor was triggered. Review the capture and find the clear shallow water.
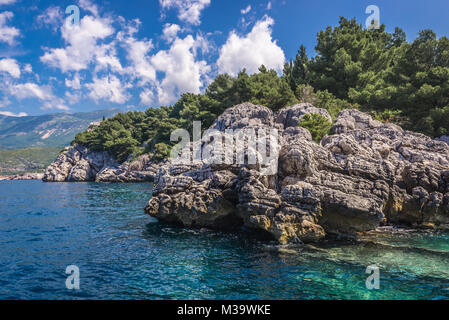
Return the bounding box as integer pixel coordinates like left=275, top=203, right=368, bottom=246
left=0, top=181, right=448, bottom=300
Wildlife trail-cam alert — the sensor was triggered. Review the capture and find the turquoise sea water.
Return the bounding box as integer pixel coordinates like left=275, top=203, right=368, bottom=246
left=0, top=180, right=448, bottom=300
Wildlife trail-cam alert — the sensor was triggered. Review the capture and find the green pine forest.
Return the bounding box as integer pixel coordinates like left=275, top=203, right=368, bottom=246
left=74, top=17, right=449, bottom=163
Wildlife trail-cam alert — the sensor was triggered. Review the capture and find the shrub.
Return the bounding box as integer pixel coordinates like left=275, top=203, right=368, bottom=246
left=298, top=113, right=333, bottom=142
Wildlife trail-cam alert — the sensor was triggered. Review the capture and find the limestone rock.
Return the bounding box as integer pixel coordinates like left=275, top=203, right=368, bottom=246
left=146, top=103, right=449, bottom=243
left=43, top=145, right=162, bottom=183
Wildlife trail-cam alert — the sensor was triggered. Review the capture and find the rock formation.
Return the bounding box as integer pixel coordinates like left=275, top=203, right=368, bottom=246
left=0, top=173, right=44, bottom=181
left=145, top=102, right=449, bottom=243
left=43, top=145, right=162, bottom=182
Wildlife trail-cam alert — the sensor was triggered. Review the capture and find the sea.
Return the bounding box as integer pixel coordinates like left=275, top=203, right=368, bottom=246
left=0, top=180, right=448, bottom=300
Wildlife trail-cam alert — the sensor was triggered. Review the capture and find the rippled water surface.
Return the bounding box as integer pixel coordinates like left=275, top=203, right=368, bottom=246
left=0, top=181, right=448, bottom=300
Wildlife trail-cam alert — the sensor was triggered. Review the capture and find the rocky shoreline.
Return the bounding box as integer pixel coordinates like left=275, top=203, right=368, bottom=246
left=0, top=173, right=44, bottom=181
left=144, top=103, right=449, bottom=243
left=42, top=145, right=163, bottom=183
left=43, top=102, right=449, bottom=244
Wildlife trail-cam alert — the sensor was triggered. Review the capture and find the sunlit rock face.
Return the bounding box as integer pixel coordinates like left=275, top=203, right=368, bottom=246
left=43, top=146, right=162, bottom=183
left=146, top=103, right=449, bottom=244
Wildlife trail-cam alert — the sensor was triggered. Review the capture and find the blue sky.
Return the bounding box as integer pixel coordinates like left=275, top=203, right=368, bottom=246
left=0, top=0, right=448, bottom=117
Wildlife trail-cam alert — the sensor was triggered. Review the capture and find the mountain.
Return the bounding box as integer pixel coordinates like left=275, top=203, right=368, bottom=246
left=0, top=147, right=62, bottom=175
left=0, top=108, right=121, bottom=150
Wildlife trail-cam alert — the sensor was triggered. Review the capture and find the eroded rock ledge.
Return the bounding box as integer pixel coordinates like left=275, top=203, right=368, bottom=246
left=43, top=145, right=162, bottom=183
left=145, top=103, right=449, bottom=243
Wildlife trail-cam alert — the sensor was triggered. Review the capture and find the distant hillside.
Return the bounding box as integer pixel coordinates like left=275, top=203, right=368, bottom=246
left=0, top=147, right=61, bottom=175
left=0, top=108, right=121, bottom=150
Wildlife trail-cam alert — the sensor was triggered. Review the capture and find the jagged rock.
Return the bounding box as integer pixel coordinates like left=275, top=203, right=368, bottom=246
left=276, top=103, right=332, bottom=129
left=43, top=146, right=162, bottom=183
left=146, top=103, right=449, bottom=243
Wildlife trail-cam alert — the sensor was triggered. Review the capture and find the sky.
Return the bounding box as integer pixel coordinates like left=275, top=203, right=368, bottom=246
left=0, top=0, right=449, bottom=117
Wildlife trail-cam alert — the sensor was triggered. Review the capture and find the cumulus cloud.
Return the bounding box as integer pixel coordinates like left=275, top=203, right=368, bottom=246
left=36, top=6, right=63, bottom=32
left=78, top=0, right=99, bottom=17
left=0, top=58, right=20, bottom=78
left=86, top=75, right=130, bottom=104
left=41, top=15, right=115, bottom=72
left=0, top=11, right=20, bottom=45
left=31, top=0, right=217, bottom=110
left=65, top=73, right=81, bottom=90
left=9, top=83, right=53, bottom=100
left=217, top=16, right=285, bottom=76
left=140, top=88, right=154, bottom=105
left=159, top=0, right=211, bottom=25
left=8, top=82, right=69, bottom=110
left=151, top=34, right=211, bottom=105
left=162, top=23, right=181, bottom=43
left=118, top=23, right=156, bottom=84
left=23, top=64, right=32, bottom=73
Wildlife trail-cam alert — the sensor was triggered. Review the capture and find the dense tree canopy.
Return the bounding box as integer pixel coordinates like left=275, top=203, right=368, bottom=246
left=284, top=17, right=449, bottom=136
left=74, top=17, right=449, bottom=162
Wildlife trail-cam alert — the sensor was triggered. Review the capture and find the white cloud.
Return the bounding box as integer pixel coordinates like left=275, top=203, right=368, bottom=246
left=36, top=6, right=63, bottom=31
left=159, top=0, right=211, bottom=25
left=65, top=91, right=81, bottom=105
left=118, top=24, right=156, bottom=84
left=0, top=58, right=20, bottom=78
left=8, top=82, right=69, bottom=110
left=33, top=1, right=220, bottom=110
left=0, top=0, right=17, bottom=5
left=0, top=11, right=20, bottom=45
left=41, top=15, right=115, bottom=72
left=9, top=83, right=53, bottom=100
left=217, top=16, right=285, bottom=76
left=94, top=42, right=124, bottom=73
left=162, top=23, right=181, bottom=43
left=0, top=111, right=28, bottom=117
left=241, top=5, right=251, bottom=15
left=65, top=73, right=81, bottom=90
left=23, top=64, right=32, bottom=73
left=86, top=75, right=130, bottom=104
left=266, top=1, right=272, bottom=10
left=78, top=0, right=99, bottom=17
left=140, top=88, right=154, bottom=105
left=151, top=34, right=211, bottom=105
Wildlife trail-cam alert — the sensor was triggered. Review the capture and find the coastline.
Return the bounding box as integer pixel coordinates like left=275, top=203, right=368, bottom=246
left=42, top=102, right=449, bottom=245
left=0, top=173, right=44, bottom=181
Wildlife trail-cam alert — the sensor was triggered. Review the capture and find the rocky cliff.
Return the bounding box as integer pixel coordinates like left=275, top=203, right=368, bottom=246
left=43, top=145, right=162, bottom=183
left=145, top=102, right=449, bottom=243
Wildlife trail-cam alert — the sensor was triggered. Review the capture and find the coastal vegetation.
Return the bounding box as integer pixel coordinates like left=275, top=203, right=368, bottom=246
left=74, top=17, right=449, bottom=163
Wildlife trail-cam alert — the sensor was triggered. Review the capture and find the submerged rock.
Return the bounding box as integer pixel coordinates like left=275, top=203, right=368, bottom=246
left=43, top=146, right=162, bottom=183
left=145, top=102, right=449, bottom=243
